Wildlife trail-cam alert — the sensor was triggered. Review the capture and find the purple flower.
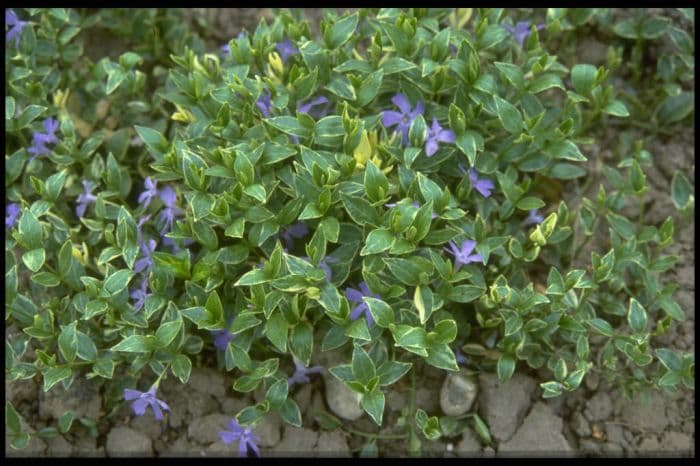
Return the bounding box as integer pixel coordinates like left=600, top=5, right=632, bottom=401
left=503, top=21, right=545, bottom=47
left=454, top=346, right=469, bottom=366
left=444, top=239, right=484, bottom=270
left=137, top=214, right=151, bottom=243
left=424, top=118, right=456, bottom=157
left=162, top=235, right=194, bottom=253
left=219, top=419, right=260, bottom=457
left=279, top=222, right=309, bottom=250
left=6, top=9, right=28, bottom=47
left=129, top=281, right=149, bottom=312
left=382, top=93, right=425, bottom=146
left=123, top=385, right=170, bottom=421
left=138, top=177, right=158, bottom=209
left=75, top=180, right=97, bottom=218
left=220, top=43, right=231, bottom=56
left=27, top=117, right=60, bottom=162
left=157, top=186, right=183, bottom=236
left=287, top=358, right=324, bottom=388
left=275, top=38, right=299, bottom=64
left=134, top=239, right=157, bottom=274
left=385, top=200, right=438, bottom=219
left=460, top=165, right=494, bottom=198
left=255, top=88, right=272, bottom=118
left=523, top=209, right=544, bottom=226
left=301, top=255, right=335, bottom=282
left=6, top=203, right=21, bottom=229
left=211, top=327, right=234, bottom=351
left=297, top=96, right=330, bottom=119
left=345, top=281, right=382, bottom=327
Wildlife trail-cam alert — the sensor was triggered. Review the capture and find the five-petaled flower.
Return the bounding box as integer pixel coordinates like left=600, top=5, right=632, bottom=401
left=219, top=419, right=261, bottom=457
left=28, top=117, right=60, bottom=162
left=297, top=96, right=329, bottom=119
left=6, top=203, right=21, bottom=230
left=460, top=165, right=495, bottom=198
left=6, top=9, right=28, bottom=47
left=130, top=281, right=150, bottom=312
left=444, top=239, right=484, bottom=270
left=135, top=239, right=157, bottom=274
left=287, top=358, right=324, bottom=388
left=157, top=186, right=183, bottom=236
left=211, top=319, right=234, bottom=351
left=345, top=281, right=382, bottom=327
left=523, top=209, right=544, bottom=226
left=275, top=38, right=299, bottom=64
left=75, top=180, right=98, bottom=218
left=424, top=118, right=456, bottom=157
left=138, top=177, right=158, bottom=209
left=123, top=385, right=170, bottom=421
left=279, top=222, right=309, bottom=251
left=255, top=88, right=272, bottom=118
left=503, top=21, right=545, bottom=47
left=382, top=93, right=425, bottom=146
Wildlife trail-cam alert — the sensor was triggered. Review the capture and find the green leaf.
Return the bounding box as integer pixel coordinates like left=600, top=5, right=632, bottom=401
left=6, top=96, right=16, bottom=120
left=360, top=390, right=385, bottom=426
left=16, top=105, right=47, bottom=129
left=6, top=401, right=21, bottom=433
left=380, top=57, right=417, bottom=75
left=494, top=95, right=523, bottom=134
left=606, top=212, right=635, bottom=239
left=44, top=169, right=68, bottom=202
left=670, top=171, right=694, bottom=210
left=43, top=367, right=72, bottom=392
left=171, top=354, right=192, bottom=383
left=22, top=248, right=46, bottom=273
left=473, top=413, right=492, bottom=444
left=58, top=411, right=75, bottom=434
left=627, top=298, right=647, bottom=333
left=279, top=398, right=302, bottom=427
left=494, top=62, right=524, bottom=89
left=363, top=297, right=394, bottom=328
left=656, top=92, right=694, bottom=125
left=57, top=322, right=78, bottom=363
left=235, top=268, right=270, bottom=286
left=266, top=379, right=289, bottom=409
left=19, top=211, right=42, bottom=250
left=352, top=344, right=376, bottom=384
left=155, top=320, right=182, bottom=348
left=327, top=12, right=359, bottom=49
left=448, top=285, right=484, bottom=303
left=602, top=99, right=629, bottom=117
left=497, top=354, right=516, bottom=384
left=425, top=343, right=459, bottom=371
left=341, top=194, right=378, bottom=226
left=528, top=73, right=564, bottom=94
left=547, top=139, right=587, bottom=162
left=364, top=160, right=389, bottom=203
left=264, top=313, right=289, bottom=353
left=587, top=318, right=614, bottom=337
left=326, top=74, right=356, bottom=101
left=360, top=228, right=395, bottom=256
left=106, top=67, right=126, bottom=95
left=110, top=335, right=153, bottom=353
left=550, top=163, right=586, bottom=180
left=571, top=64, right=596, bottom=95
left=290, top=322, right=313, bottom=366
left=376, top=360, right=412, bottom=386
left=516, top=196, right=545, bottom=210
left=103, top=269, right=133, bottom=295
left=266, top=116, right=312, bottom=139
left=414, top=285, right=434, bottom=324
left=357, top=70, right=384, bottom=107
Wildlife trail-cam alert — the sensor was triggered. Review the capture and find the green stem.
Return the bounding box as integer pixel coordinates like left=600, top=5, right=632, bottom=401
left=344, top=428, right=408, bottom=441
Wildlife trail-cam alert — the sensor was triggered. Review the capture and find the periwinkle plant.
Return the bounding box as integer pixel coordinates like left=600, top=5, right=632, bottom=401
left=5, top=7, right=694, bottom=457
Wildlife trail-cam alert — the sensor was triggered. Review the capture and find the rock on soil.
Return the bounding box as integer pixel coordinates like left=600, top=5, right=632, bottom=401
left=454, top=428, right=482, bottom=457
left=268, top=426, right=319, bottom=456
left=187, top=413, right=232, bottom=445
left=38, top=377, right=102, bottom=421
left=106, top=426, right=153, bottom=457
left=255, top=412, right=282, bottom=447
left=187, top=368, right=227, bottom=398
left=478, top=372, right=536, bottom=443
left=617, top=391, right=671, bottom=432
left=584, top=392, right=613, bottom=422
left=439, top=368, right=478, bottom=416
left=498, top=402, right=573, bottom=455
left=322, top=373, right=363, bottom=421
left=314, top=430, right=351, bottom=456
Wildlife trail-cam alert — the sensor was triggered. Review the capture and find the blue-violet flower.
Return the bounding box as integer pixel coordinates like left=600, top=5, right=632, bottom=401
left=345, top=281, right=382, bottom=327
left=75, top=180, right=97, bottom=218
left=123, top=385, right=170, bottom=421
left=6, top=203, right=20, bottom=229
left=275, top=38, right=299, bottom=63
left=424, top=117, right=456, bottom=157
left=287, top=358, right=324, bottom=388
left=444, top=239, right=484, bottom=270
left=6, top=9, right=28, bottom=47
left=381, top=93, right=425, bottom=146
left=523, top=209, right=544, bottom=226
left=219, top=419, right=260, bottom=457
left=503, top=21, right=545, bottom=47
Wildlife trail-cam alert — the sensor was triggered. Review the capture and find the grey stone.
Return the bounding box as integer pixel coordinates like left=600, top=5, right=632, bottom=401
left=269, top=426, right=319, bottom=456
left=220, top=396, right=249, bottom=416
left=160, top=434, right=199, bottom=457
left=599, top=442, right=625, bottom=456
left=478, top=372, right=536, bottom=443
left=577, top=38, right=608, bottom=66
left=39, top=377, right=102, bottom=421
left=45, top=435, right=73, bottom=456
left=604, top=423, right=627, bottom=447
left=187, top=413, right=231, bottom=445
left=618, top=392, right=671, bottom=432
left=6, top=377, right=38, bottom=405
left=440, top=368, right=478, bottom=416
left=386, top=389, right=408, bottom=412
left=584, top=372, right=600, bottom=391
left=187, top=368, right=227, bottom=398
left=292, top=383, right=313, bottom=415
left=584, top=392, right=613, bottom=422
left=322, top=373, right=363, bottom=421
left=130, top=414, right=165, bottom=440
left=313, top=430, right=351, bottom=456
left=305, top=388, right=326, bottom=423
left=415, top=387, right=440, bottom=414
left=186, top=391, right=219, bottom=418
left=660, top=431, right=693, bottom=455
left=105, top=426, right=153, bottom=457
left=571, top=412, right=591, bottom=438
left=454, top=428, right=481, bottom=457
left=498, top=402, right=573, bottom=455
left=70, top=433, right=105, bottom=457
left=166, top=396, right=187, bottom=429
left=255, top=412, right=282, bottom=447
